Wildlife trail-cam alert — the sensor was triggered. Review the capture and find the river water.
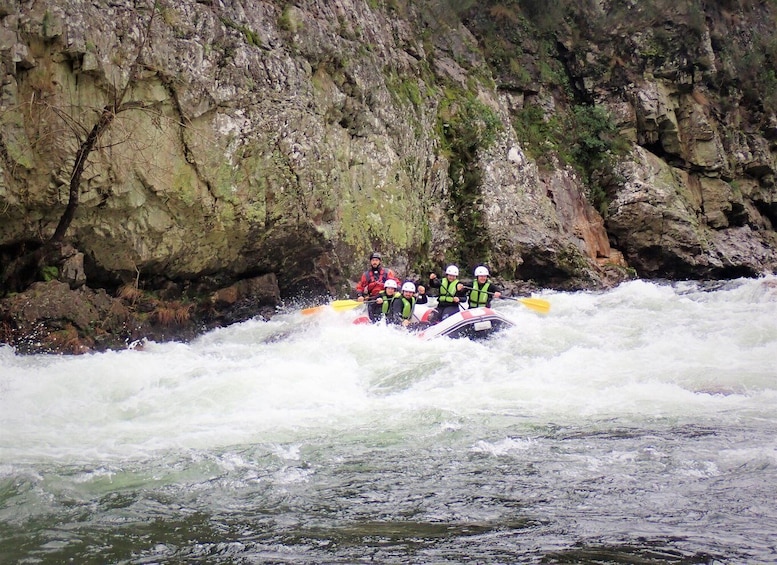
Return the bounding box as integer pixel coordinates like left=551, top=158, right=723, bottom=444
left=1, top=277, right=776, bottom=564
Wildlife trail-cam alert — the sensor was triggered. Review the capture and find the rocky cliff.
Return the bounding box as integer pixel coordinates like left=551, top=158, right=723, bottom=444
left=1, top=0, right=776, bottom=351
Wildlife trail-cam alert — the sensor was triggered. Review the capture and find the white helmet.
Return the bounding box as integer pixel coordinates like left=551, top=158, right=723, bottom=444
left=401, top=281, right=416, bottom=293
left=384, top=279, right=398, bottom=289
left=474, top=266, right=489, bottom=277
left=445, top=265, right=459, bottom=276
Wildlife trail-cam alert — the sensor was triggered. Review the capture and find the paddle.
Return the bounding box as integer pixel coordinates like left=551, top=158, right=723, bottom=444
left=462, top=286, right=551, bottom=314
left=301, top=298, right=375, bottom=316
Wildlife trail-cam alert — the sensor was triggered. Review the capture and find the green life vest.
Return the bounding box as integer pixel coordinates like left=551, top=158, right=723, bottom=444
left=469, top=281, right=491, bottom=308
left=380, top=291, right=398, bottom=314
left=400, top=296, right=416, bottom=320
left=438, top=278, right=460, bottom=304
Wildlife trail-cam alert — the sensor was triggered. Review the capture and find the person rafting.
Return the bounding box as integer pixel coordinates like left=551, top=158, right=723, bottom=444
left=374, top=279, right=400, bottom=324
left=388, top=281, right=418, bottom=327
left=467, top=266, right=501, bottom=308
left=355, top=252, right=400, bottom=322
left=427, top=264, right=468, bottom=324
left=414, top=279, right=428, bottom=304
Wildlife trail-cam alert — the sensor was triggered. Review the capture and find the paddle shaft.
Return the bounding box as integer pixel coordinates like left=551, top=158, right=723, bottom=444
left=462, top=286, right=550, bottom=313
left=301, top=297, right=378, bottom=315
left=461, top=285, right=503, bottom=298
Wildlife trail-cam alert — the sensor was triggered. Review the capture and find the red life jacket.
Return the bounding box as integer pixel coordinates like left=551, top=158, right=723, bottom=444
left=360, top=268, right=393, bottom=296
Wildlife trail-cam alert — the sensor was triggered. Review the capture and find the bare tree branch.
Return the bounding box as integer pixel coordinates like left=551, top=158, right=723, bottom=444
left=48, top=1, right=158, bottom=245
left=2, top=1, right=161, bottom=293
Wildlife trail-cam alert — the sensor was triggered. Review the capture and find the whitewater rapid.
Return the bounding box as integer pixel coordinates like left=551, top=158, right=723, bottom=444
left=1, top=277, right=776, bottom=563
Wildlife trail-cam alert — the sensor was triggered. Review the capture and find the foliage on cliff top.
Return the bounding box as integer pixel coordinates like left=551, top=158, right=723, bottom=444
left=460, top=0, right=777, bottom=216
left=465, top=0, right=777, bottom=116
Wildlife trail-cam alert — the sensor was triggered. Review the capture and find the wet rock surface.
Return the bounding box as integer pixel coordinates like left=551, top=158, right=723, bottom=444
left=0, top=274, right=283, bottom=354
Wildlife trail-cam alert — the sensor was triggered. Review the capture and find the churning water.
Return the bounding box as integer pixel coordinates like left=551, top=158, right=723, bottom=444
left=1, top=277, right=776, bottom=564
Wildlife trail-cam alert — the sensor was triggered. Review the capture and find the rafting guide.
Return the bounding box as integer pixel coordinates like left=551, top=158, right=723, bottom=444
left=355, top=252, right=401, bottom=323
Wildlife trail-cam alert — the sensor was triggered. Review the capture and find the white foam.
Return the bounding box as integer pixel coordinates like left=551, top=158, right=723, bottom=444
left=1, top=278, right=776, bottom=465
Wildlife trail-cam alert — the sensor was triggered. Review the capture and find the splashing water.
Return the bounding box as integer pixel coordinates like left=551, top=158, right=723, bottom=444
left=1, top=277, right=776, bottom=563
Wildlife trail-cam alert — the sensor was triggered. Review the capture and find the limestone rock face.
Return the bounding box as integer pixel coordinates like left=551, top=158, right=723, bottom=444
left=0, top=0, right=619, bottom=298
left=607, top=87, right=775, bottom=280
left=609, top=148, right=777, bottom=278
left=1, top=0, right=776, bottom=307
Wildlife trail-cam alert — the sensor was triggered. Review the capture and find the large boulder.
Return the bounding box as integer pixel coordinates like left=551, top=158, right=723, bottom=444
left=608, top=147, right=777, bottom=277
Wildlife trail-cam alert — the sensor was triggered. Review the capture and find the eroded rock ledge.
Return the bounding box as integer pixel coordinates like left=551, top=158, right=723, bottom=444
left=0, top=275, right=281, bottom=355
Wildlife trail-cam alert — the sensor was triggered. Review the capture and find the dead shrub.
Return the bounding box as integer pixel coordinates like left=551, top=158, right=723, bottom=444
left=152, top=305, right=177, bottom=326
left=152, top=301, right=192, bottom=327
left=0, top=319, right=15, bottom=343
left=489, top=4, right=519, bottom=23
left=174, top=302, right=192, bottom=324
left=118, top=284, right=143, bottom=305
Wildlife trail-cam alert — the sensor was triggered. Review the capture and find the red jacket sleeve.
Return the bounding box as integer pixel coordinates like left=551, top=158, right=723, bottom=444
left=355, top=272, right=369, bottom=294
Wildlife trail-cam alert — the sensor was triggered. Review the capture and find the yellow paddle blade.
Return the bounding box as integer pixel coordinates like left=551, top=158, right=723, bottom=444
left=518, top=296, right=551, bottom=314
left=330, top=299, right=363, bottom=311
left=301, top=299, right=364, bottom=315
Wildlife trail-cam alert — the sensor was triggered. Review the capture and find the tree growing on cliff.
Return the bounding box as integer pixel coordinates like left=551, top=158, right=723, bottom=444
left=0, top=2, right=159, bottom=294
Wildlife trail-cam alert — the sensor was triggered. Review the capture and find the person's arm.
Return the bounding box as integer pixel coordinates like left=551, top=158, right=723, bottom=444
left=415, top=283, right=428, bottom=304
left=481, top=282, right=501, bottom=307
left=455, top=281, right=469, bottom=299
left=428, top=273, right=441, bottom=289
left=355, top=273, right=368, bottom=300
left=462, top=281, right=473, bottom=306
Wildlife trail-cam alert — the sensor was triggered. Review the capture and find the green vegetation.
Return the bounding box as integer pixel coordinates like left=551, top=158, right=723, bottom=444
left=277, top=6, right=300, bottom=34
left=40, top=265, right=58, bottom=282
left=517, top=0, right=574, bottom=34
left=437, top=88, right=502, bottom=159
left=385, top=71, right=425, bottom=109
left=446, top=0, right=478, bottom=16
left=436, top=87, right=503, bottom=267
left=219, top=17, right=262, bottom=47
left=566, top=105, right=629, bottom=216
left=509, top=0, right=777, bottom=117
left=511, top=104, right=563, bottom=161
left=41, top=10, right=55, bottom=37
left=729, top=35, right=777, bottom=115
left=512, top=102, right=627, bottom=215
left=468, top=0, right=777, bottom=217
